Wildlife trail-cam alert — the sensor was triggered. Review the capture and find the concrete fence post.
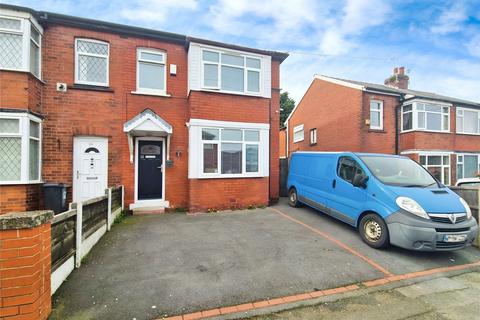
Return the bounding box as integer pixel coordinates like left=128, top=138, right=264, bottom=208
left=75, top=202, right=83, bottom=268
left=121, top=185, right=125, bottom=210
left=0, top=210, right=54, bottom=320
left=106, top=188, right=112, bottom=231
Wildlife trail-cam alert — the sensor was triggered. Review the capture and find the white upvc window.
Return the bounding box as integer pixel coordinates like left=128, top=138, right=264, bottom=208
left=75, top=38, right=109, bottom=86
left=0, top=14, right=42, bottom=78
left=201, top=49, right=261, bottom=94
left=401, top=101, right=450, bottom=133
left=456, top=107, right=480, bottom=135
left=370, top=100, right=383, bottom=130
left=0, top=112, right=42, bottom=184
left=456, top=154, right=480, bottom=180
left=136, top=48, right=166, bottom=95
left=293, top=124, right=304, bottom=143
left=419, top=154, right=450, bottom=185
left=189, top=119, right=269, bottom=179
left=310, top=128, right=317, bottom=145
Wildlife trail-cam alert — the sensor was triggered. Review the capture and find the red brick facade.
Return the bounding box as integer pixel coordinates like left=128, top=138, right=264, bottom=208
left=287, top=77, right=480, bottom=185
left=0, top=6, right=286, bottom=214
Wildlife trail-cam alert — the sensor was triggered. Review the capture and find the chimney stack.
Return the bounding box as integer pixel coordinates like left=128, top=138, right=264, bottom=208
left=384, top=66, right=409, bottom=89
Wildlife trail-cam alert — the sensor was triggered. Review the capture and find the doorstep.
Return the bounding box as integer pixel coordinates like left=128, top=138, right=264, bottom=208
left=129, top=199, right=169, bottom=215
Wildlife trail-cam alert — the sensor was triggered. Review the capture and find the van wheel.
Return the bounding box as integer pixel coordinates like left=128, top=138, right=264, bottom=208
left=359, top=214, right=389, bottom=249
left=288, top=188, right=300, bottom=207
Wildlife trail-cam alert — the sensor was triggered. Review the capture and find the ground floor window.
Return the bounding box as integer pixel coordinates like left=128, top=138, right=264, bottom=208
left=419, top=154, right=450, bottom=185
left=456, top=154, right=480, bottom=180
left=0, top=112, right=42, bottom=184
left=189, top=119, right=269, bottom=178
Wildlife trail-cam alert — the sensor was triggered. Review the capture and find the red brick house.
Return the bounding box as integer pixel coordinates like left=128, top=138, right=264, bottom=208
left=0, top=4, right=288, bottom=214
left=286, top=67, right=480, bottom=186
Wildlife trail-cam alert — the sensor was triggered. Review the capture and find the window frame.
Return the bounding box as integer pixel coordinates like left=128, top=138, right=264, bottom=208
left=0, top=112, right=42, bottom=185
left=456, top=153, right=480, bottom=180
left=369, top=100, right=383, bottom=130
left=293, top=124, right=304, bottom=143
left=135, top=48, right=167, bottom=96
left=74, top=38, right=110, bottom=87
left=309, top=128, right=317, bottom=145
left=419, top=153, right=451, bottom=185
left=201, top=48, right=262, bottom=95
left=0, top=14, right=42, bottom=79
left=200, top=127, right=261, bottom=176
left=456, top=107, right=480, bottom=135
left=401, top=100, right=450, bottom=133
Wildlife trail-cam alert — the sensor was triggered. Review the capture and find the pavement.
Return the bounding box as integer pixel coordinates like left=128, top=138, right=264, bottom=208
left=250, top=271, right=480, bottom=320
left=49, top=198, right=480, bottom=320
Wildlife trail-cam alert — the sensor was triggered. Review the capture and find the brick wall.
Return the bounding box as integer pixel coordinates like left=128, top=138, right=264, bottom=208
left=288, top=79, right=363, bottom=155
left=0, top=71, right=43, bottom=113
left=279, top=129, right=287, bottom=158
left=0, top=216, right=52, bottom=320
left=188, top=178, right=269, bottom=212
left=0, top=185, right=41, bottom=214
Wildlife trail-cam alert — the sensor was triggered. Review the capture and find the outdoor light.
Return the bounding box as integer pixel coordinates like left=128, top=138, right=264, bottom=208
left=396, top=197, right=429, bottom=219
left=459, top=197, right=472, bottom=219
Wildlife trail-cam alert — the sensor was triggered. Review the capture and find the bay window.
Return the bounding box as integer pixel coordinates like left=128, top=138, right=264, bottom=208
left=202, top=49, right=261, bottom=94
left=456, top=154, right=480, bottom=180
left=401, top=101, right=450, bottom=132
left=456, top=107, right=480, bottom=135
left=419, top=154, right=450, bottom=185
left=189, top=119, right=269, bottom=178
left=0, top=14, right=42, bottom=78
left=0, top=113, right=42, bottom=184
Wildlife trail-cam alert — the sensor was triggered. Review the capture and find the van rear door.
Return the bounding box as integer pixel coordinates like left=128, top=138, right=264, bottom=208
left=328, top=156, right=367, bottom=225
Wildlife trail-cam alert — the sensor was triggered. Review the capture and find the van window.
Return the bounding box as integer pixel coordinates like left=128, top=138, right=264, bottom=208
left=337, top=157, right=364, bottom=184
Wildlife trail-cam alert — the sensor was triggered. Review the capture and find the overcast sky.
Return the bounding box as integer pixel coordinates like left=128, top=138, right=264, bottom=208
left=7, top=0, right=480, bottom=104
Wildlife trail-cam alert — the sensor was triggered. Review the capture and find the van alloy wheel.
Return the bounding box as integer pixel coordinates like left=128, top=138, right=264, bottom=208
left=364, top=219, right=382, bottom=242
left=290, top=192, right=297, bottom=203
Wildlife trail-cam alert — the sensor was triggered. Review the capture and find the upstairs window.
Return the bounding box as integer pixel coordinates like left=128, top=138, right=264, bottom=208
left=136, top=48, right=166, bottom=95
left=75, top=38, right=109, bottom=86
left=370, top=100, right=383, bottom=130
left=401, top=101, right=449, bottom=133
left=0, top=15, right=42, bottom=78
left=202, top=49, right=261, bottom=94
left=456, top=107, right=480, bottom=135
left=0, top=113, right=42, bottom=184
left=293, top=124, right=304, bottom=143
left=310, top=128, right=317, bottom=145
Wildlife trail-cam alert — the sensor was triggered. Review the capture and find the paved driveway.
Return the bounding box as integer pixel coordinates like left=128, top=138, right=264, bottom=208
left=50, top=199, right=480, bottom=320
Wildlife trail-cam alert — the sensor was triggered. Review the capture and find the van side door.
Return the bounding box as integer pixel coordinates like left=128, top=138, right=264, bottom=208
left=328, top=156, right=367, bottom=225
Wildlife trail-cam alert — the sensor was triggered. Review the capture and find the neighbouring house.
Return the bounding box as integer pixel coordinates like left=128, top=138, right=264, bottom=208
left=285, top=67, right=480, bottom=186
left=0, top=4, right=288, bottom=214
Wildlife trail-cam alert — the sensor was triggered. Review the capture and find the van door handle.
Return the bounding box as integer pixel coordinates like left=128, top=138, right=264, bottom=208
left=332, top=179, right=336, bottom=188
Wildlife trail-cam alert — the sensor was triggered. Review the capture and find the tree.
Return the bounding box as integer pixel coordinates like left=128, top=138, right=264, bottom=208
left=280, top=91, right=295, bottom=128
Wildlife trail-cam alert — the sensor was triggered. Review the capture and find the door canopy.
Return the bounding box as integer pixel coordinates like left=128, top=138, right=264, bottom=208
left=124, top=109, right=173, bottom=163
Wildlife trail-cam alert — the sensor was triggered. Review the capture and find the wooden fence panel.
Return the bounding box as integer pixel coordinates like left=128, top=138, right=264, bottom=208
left=51, top=209, right=76, bottom=272
left=82, top=196, right=108, bottom=240
left=111, top=186, right=122, bottom=211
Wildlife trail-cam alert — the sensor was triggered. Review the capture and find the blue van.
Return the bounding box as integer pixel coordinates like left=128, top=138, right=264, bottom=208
left=287, top=152, right=478, bottom=251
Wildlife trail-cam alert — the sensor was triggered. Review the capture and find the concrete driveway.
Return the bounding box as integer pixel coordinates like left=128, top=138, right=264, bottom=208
left=50, top=199, right=480, bottom=320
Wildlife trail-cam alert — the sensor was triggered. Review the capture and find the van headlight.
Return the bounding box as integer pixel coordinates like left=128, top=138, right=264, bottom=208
left=459, top=197, right=472, bottom=219
left=396, top=197, right=429, bottom=219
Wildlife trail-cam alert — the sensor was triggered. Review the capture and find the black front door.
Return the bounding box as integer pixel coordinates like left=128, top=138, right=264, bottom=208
left=138, top=140, right=163, bottom=200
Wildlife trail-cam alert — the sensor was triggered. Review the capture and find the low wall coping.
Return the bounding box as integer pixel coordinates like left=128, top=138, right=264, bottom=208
left=0, top=210, right=54, bottom=230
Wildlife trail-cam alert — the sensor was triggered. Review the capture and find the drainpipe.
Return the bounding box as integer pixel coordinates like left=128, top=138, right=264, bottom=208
left=395, top=95, right=405, bottom=155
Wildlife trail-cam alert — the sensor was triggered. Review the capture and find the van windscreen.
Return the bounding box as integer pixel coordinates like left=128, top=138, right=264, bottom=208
left=359, top=156, right=439, bottom=187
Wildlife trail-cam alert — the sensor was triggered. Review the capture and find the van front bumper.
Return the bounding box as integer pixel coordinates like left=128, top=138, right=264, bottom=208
left=386, top=210, right=478, bottom=251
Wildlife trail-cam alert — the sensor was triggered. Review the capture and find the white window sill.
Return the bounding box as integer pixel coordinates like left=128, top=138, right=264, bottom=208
left=192, top=173, right=267, bottom=179
left=293, top=139, right=304, bottom=143
left=0, top=180, right=44, bottom=186
left=197, top=88, right=263, bottom=98
left=131, top=91, right=171, bottom=98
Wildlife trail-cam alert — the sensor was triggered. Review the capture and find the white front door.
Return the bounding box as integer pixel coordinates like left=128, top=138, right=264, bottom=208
left=73, top=137, right=108, bottom=202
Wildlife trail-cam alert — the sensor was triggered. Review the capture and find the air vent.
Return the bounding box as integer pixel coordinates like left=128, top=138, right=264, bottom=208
left=431, top=190, right=448, bottom=194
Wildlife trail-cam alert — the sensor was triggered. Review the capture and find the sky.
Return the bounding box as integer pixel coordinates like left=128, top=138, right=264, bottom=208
left=5, top=0, right=480, bottom=104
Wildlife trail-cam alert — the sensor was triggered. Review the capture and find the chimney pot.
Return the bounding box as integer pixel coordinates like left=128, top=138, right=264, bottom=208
left=398, top=67, right=405, bottom=75
left=385, top=66, right=409, bottom=90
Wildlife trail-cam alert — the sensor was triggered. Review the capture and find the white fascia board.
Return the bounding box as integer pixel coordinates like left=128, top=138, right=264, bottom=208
left=188, top=118, right=270, bottom=130
left=402, top=98, right=452, bottom=107
left=314, top=75, right=365, bottom=91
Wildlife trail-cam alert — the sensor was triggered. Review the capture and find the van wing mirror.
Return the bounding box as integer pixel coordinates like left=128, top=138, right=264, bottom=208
left=353, top=174, right=369, bottom=188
